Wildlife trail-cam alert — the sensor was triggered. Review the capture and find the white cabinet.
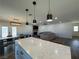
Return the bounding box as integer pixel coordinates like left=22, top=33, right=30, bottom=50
left=15, top=42, right=32, bottom=59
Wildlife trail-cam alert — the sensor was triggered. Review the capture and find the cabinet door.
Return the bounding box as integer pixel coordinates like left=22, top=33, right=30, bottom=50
left=15, top=43, right=32, bottom=59
left=15, top=42, right=21, bottom=59
left=16, top=50, right=22, bottom=59
left=15, top=43, right=19, bottom=59
left=20, top=47, right=32, bottom=59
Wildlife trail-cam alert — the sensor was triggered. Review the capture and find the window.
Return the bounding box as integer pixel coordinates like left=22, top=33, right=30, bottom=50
left=12, top=27, right=17, bottom=37
left=2, top=26, right=8, bottom=37
left=74, top=26, right=78, bottom=32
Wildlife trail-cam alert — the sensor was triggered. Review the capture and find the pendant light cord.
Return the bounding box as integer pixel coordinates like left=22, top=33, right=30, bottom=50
left=48, top=0, right=50, bottom=14
left=52, top=0, right=56, bottom=17
left=48, top=0, right=55, bottom=14
left=25, top=9, right=28, bottom=22
left=25, top=9, right=29, bottom=22
left=26, top=11, right=27, bottom=22
left=34, top=5, right=36, bottom=19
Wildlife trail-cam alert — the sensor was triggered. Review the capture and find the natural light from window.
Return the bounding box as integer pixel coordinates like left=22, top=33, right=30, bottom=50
left=2, top=26, right=8, bottom=37
left=12, top=27, right=17, bottom=37
left=74, top=26, right=78, bottom=32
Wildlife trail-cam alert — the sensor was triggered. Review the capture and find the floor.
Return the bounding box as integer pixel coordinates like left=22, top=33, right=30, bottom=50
left=0, top=38, right=79, bottom=59
left=50, top=38, right=79, bottom=59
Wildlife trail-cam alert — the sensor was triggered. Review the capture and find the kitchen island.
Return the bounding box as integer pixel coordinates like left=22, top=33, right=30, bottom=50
left=15, top=37, right=71, bottom=59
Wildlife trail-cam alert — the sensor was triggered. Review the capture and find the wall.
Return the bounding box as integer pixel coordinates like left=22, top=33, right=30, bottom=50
left=38, top=22, right=73, bottom=38
left=17, top=24, right=33, bottom=35
left=72, top=21, right=79, bottom=36
left=0, top=21, right=33, bottom=37
left=0, top=0, right=33, bottom=37
left=0, top=20, right=79, bottom=38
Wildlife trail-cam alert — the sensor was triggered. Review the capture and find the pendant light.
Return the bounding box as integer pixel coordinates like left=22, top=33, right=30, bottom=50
left=47, top=0, right=53, bottom=22
left=25, top=9, right=29, bottom=25
left=33, top=1, right=37, bottom=24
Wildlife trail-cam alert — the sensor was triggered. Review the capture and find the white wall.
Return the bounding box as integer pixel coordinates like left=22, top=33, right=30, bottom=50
left=0, top=20, right=79, bottom=38
left=38, top=22, right=73, bottom=38
left=0, top=1, right=33, bottom=37
left=0, top=21, right=33, bottom=37
left=17, top=25, right=33, bottom=35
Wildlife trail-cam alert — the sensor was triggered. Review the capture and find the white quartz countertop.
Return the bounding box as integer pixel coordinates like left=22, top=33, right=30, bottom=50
left=17, top=37, right=71, bottom=59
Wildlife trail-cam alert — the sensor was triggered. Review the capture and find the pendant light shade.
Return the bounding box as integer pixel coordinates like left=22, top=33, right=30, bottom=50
left=25, top=9, right=29, bottom=11
left=33, top=1, right=36, bottom=5
left=33, top=18, right=37, bottom=23
left=47, top=0, right=53, bottom=22
left=25, top=9, right=29, bottom=25
left=33, top=1, right=37, bottom=23
left=47, top=13, right=53, bottom=19
left=26, top=22, right=29, bottom=25
left=47, top=13, right=53, bottom=22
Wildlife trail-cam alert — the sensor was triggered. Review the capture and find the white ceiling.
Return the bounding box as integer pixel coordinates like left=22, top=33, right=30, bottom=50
left=0, top=0, right=79, bottom=24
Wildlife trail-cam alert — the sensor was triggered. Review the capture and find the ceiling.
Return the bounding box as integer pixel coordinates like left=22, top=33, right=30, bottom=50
left=0, top=0, right=79, bottom=24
